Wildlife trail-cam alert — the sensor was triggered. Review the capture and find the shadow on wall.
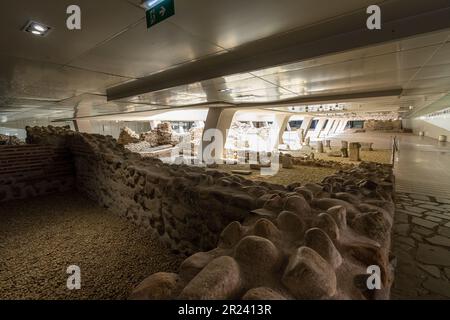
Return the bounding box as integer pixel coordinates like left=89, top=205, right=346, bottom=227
left=403, top=118, right=450, bottom=140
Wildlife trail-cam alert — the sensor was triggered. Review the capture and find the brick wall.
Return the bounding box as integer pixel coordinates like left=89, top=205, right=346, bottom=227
left=0, top=145, right=74, bottom=202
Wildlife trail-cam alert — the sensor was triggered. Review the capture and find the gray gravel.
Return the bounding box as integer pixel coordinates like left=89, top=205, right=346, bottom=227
left=0, top=192, right=183, bottom=300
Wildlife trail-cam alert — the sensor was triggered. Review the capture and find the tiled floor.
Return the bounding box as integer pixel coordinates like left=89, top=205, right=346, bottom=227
left=330, top=131, right=450, bottom=299
left=391, top=192, right=450, bottom=299
left=394, top=135, right=450, bottom=199
left=391, top=135, right=450, bottom=299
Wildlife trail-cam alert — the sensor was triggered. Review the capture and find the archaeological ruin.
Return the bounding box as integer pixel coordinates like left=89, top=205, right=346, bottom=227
left=0, top=125, right=396, bottom=300
left=2, top=1, right=450, bottom=307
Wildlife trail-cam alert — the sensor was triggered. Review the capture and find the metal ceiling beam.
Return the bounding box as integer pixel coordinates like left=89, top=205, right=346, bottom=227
left=56, top=88, right=402, bottom=121
left=107, top=0, right=450, bottom=101
left=233, top=88, right=403, bottom=108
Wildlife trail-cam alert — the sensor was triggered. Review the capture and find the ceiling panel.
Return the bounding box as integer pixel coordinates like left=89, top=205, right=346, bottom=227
left=397, top=29, right=450, bottom=51
left=0, top=0, right=144, bottom=65
left=127, top=0, right=381, bottom=50
left=69, top=20, right=225, bottom=78
left=0, top=55, right=132, bottom=101
left=256, top=45, right=438, bottom=89
left=427, top=42, right=450, bottom=66
left=1, top=1, right=450, bottom=123
left=250, top=42, right=400, bottom=78
left=414, top=64, right=450, bottom=80
left=405, top=76, right=450, bottom=89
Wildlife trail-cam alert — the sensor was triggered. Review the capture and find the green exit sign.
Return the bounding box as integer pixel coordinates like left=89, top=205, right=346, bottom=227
left=146, top=0, right=175, bottom=29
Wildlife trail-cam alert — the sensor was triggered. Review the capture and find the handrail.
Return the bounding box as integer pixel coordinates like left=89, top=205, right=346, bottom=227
left=391, top=136, right=399, bottom=167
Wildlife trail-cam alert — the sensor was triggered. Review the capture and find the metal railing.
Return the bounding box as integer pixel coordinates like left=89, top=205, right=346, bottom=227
left=391, top=135, right=399, bottom=167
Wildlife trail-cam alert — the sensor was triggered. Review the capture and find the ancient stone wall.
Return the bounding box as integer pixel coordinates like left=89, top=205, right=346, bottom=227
left=27, top=126, right=272, bottom=255
left=282, top=153, right=355, bottom=170
left=118, top=123, right=179, bottom=154
left=117, top=127, right=140, bottom=145
left=363, top=120, right=402, bottom=131
left=0, top=144, right=74, bottom=202
left=0, top=134, right=24, bottom=145
left=131, top=162, right=396, bottom=300
left=26, top=126, right=397, bottom=299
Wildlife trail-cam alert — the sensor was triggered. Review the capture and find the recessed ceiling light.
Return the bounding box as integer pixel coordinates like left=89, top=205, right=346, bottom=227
left=140, top=0, right=165, bottom=9
left=33, top=24, right=46, bottom=32
left=22, top=20, right=52, bottom=37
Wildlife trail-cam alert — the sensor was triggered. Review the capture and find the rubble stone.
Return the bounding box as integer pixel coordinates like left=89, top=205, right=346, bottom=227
left=282, top=247, right=337, bottom=299
left=24, top=126, right=396, bottom=300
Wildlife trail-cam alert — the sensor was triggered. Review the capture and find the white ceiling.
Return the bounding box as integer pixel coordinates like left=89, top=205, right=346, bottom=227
left=1, top=0, right=450, bottom=124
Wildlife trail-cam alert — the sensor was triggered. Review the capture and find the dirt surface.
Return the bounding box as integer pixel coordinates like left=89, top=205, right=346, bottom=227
left=313, top=148, right=392, bottom=164
left=0, top=192, right=182, bottom=300
left=217, top=164, right=337, bottom=185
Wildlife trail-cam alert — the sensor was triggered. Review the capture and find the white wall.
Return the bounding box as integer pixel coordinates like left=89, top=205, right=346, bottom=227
left=403, top=118, right=450, bottom=140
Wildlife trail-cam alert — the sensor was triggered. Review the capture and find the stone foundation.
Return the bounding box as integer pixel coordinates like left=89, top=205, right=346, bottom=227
left=130, top=161, right=395, bottom=300
left=282, top=153, right=355, bottom=170
left=26, top=126, right=397, bottom=299
left=0, top=143, right=74, bottom=202
left=0, top=134, right=24, bottom=145
left=364, top=120, right=402, bottom=131
left=118, top=123, right=178, bottom=151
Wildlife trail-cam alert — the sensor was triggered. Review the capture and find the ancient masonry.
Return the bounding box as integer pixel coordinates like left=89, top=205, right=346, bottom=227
left=118, top=123, right=178, bottom=148
left=26, top=126, right=396, bottom=300
left=0, top=140, right=74, bottom=202
left=0, top=134, right=24, bottom=146
left=363, top=120, right=402, bottom=131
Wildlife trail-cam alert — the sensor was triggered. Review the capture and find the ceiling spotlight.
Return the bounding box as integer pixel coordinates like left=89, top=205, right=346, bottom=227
left=140, top=0, right=165, bottom=9
left=33, top=24, right=46, bottom=32
left=409, top=105, right=414, bottom=110
left=22, top=20, right=51, bottom=37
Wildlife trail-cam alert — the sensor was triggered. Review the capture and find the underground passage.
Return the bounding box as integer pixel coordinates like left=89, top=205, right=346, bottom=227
left=1, top=0, right=450, bottom=304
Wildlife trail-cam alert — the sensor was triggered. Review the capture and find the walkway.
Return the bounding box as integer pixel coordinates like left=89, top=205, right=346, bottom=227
left=394, top=135, right=450, bottom=199
left=328, top=131, right=450, bottom=299
left=391, top=135, right=450, bottom=299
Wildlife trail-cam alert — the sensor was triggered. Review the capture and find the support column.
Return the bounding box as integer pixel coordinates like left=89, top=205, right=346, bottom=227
left=274, top=114, right=290, bottom=146
left=74, top=120, right=92, bottom=133
left=300, top=116, right=314, bottom=134
left=322, top=118, right=335, bottom=137
left=313, top=118, right=327, bottom=138
left=328, top=120, right=339, bottom=135
left=333, top=120, right=342, bottom=134
left=337, top=119, right=348, bottom=133
left=149, top=120, right=161, bottom=130
left=201, top=107, right=237, bottom=162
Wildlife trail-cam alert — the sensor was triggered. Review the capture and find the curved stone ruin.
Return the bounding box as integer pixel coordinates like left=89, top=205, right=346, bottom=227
left=118, top=123, right=179, bottom=148
left=131, top=162, right=395, bottom=300
left=117, top=127, right=140, bottom=145
left=25, top=126, right=396, bottom=300
left=0, top=134, right=24, bottom=145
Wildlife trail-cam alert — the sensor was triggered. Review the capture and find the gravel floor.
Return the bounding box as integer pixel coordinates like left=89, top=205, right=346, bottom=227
left=218, top=164, right=337, bottom=185
left=0, top=192, right=183, bottom=300
left=314, top=148, right=392, bottom=164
